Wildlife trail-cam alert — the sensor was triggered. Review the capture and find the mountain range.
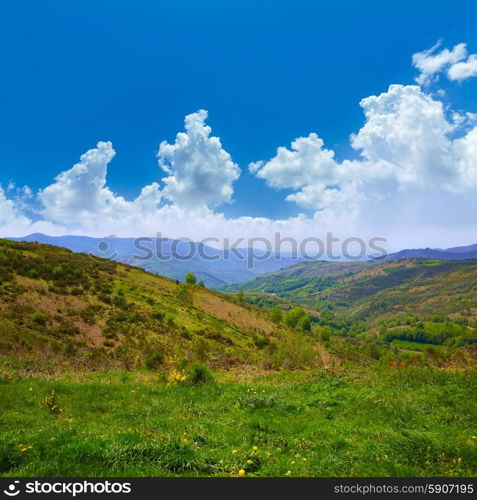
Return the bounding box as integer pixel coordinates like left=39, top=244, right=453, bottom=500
left=383, top=243, right=477, bottom=261
left=9, top=233, right=300, bottom=288
left=9, top=234, right=477, bottom=288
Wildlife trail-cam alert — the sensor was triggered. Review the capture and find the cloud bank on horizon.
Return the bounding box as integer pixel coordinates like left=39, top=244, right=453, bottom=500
left=2, top=41, right=477, bottom=250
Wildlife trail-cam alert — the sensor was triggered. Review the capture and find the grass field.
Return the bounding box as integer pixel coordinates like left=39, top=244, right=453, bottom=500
left=1, top=366, right=476, bottom=477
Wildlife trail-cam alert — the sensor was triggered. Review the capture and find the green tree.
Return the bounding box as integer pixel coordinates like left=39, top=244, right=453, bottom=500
left=185, top=272, right=197, bottom=285
left=319, top=325, right=332, bottom=342
left=236, top=290, right=244, bottom=303
left=197, top=280, right=205, bottom=288
left=297, top=315, right=311, bottom=333
left=284, top=308, right=306, bottom=329
left=270, top=306, right=283, bottom=323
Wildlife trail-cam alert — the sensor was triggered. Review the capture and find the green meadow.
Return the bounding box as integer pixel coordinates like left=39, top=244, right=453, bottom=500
left=1, top=367, right=476, bottom=477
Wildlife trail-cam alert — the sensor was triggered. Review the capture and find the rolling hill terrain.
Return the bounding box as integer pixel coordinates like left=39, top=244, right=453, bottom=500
left=0, top=238, right=316, bottom=373
left=221, top=258, right=477, bottom=320
left=9, top=234, right=300, bottom=288
left=1, top=240, right=476, bottom=478
left=221, top=259, right=477, bottom=351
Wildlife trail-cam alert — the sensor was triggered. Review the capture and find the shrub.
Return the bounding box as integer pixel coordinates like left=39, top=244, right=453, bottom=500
left=166, top=314, right=176, bottom=328
left=41, top=390, right=62, bottom=415
left=320, top=326, right=332, bottom=342
left=187, top=362, right=214, bottom=385
left=185, top=272, right=197, bottom=285
left=263, top=333, right=316, bottom=370
left=253, top=335, right=270, bottom=349
left=284, top=308, right=306, bottom=329
left=297, top=315, right=312, bottom=333
left=269, top=307, right=283, bottom=323
left=144, top=351, right=165, bottom=370
left=181, top=329, right=192, bottom=340
left=154, top=311, right=165, bottom=322
left=31, top=311, right=47, bottom=326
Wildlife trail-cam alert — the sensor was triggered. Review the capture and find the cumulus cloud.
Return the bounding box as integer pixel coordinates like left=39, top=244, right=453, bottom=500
left=0, top=186, right=30, bottom=228
left=158, top=110, right=240, bottom=208
left=412, top=42, right=467, bottom=85
left=448, top=54, right=477, bottom=81
left=1, top=70, right=477, bottom=250
left=38, top=141, right=162, bottom=230
left=413, top=42, right=477, bottom=84
left=250, top=84, right=477, bottom=242
left=249, top=133, right=337, bottom=189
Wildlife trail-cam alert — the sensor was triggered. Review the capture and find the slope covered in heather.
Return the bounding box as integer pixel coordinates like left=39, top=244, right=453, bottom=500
left=0, top=239, right=315, bottom=372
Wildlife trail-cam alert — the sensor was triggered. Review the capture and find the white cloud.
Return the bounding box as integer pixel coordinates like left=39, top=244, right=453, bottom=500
left=38, top=141, right=162, bottom=230
left=448, top=54, right=477, bottom=81
left=412, top=42, right=467, bottom=85
left=158, top=109, right=240, bottom=208
left=250, top=84, right=477, bottom=242
left=1, top=78, right=477, bottom=251
left=413, top=42, right=477, bottom=84
left=249, top=133, right=337, bottom=189
left=0, top=186, right=30, bottom=227
left=351, top=85, right=456, bottom=187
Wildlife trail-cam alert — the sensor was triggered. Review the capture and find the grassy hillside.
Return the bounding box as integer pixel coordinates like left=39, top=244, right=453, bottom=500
left=0, top=239, right=317, bottom=373
left=1, top=368, right=476, bottom=477
left=1, top=240, right=476, bottom=478
left=221, top=259, right=477, bottom=352
left=10, top=234, right=300, bottom=288
left=222, top=259, right=477, bottom=320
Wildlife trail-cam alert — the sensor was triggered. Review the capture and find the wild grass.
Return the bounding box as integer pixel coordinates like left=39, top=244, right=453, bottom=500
left=0, top=366, right=475, bottom=477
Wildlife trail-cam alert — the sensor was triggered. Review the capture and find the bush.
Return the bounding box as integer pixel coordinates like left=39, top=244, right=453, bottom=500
left=166, top=314, right=176, bottom=328
left=31, top=311, right=47, bottom=326
left=154, top=311, right=165, bottom=322
left=269, top=307, right=283, bottom=323
left=263, top=333, right=317, bottom=370
left=185, top=272, right=197, bottom=285
left=187, top=362, right=214, bottom=385
left=41, top=390, right=62, bottom=415
left=284, top=308, right=306, bottom=329
left=144, top=351, right=165, bottom=370
left=320, top=326, right=332, bottom=342
left=297, top=315, right=311, bottom=333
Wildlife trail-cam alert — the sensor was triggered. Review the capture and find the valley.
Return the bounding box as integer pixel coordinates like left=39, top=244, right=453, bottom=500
left=0, top=239, right=476, bottom=477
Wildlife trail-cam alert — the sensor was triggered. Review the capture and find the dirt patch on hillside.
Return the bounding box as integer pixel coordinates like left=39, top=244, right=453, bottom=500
left=193, top=291, right=275, bottom=335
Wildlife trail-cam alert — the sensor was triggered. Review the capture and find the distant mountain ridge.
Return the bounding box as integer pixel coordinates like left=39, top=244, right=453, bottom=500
left=9, top=233, right=301, bottom=287
left=384, top=243, right=477, bottom=261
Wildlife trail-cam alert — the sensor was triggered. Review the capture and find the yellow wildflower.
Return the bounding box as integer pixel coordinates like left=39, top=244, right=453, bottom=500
left=238, top=469, right=246, bottom=477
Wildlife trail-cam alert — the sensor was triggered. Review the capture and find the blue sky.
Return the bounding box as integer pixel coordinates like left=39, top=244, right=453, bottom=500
left=1, top=0, right=477, bottom=249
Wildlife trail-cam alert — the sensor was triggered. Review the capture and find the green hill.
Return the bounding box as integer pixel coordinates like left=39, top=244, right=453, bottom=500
left=221, top=259, right=477, bottom=318
left=0, top=239, right=317, bottom=373
left=221, top=259, right=477, bottom=348
left=1, top=241, right=477, bottom=477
